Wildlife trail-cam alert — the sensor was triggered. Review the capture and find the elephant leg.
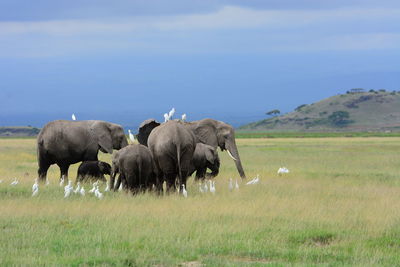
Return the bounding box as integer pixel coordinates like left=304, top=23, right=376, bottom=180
left=165, top=173, right=176, bottom=194
left=195, top=167, right=206, bottom=181
left=110, top=172, right=117, bottom=191
left=38, top=162, right=50, bottom=183
left=58, top=164, right=70, bottom=182
left=114, top=174, right=122, bottom=192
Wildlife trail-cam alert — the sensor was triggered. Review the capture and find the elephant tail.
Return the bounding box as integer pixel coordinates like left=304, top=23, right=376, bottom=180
left=176, top=144, right=182, bottom=191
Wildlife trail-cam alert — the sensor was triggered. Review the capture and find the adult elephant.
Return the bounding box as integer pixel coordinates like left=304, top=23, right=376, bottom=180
left=147, top=120, right=196, bottom=193
left=137, top=118, right=246, bottom=179
left=37, top=120, right=128, bottom=182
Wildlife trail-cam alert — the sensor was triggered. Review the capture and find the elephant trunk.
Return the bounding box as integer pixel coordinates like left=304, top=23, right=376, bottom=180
left=226, top=140, right=246, bottom=179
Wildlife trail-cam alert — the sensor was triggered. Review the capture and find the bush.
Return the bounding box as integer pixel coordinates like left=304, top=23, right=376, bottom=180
left=328, top=111, right=353, bottom=127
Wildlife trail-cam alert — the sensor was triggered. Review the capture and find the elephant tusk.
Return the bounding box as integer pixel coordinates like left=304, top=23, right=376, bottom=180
left=227, top=149, right=237, bottom=161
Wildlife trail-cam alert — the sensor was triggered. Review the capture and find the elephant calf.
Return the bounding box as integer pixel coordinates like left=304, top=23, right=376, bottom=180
left=189, top=143, right=220, bottom=180
left=111, top=144, right=157, bottom=194
left=76, top=161, right=112, bottom=183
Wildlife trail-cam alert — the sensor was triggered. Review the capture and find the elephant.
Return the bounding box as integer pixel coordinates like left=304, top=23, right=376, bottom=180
left=37, top=120, right=128, bottom=183
left=137, top=118, right=246, bottom=179
left=147, top=120, right=196, bottom=193
left=188, top=143, right=220, bottom=180
left=111, top=144, right=156, bottom=194
left=76, top=160, right=111, bottom=183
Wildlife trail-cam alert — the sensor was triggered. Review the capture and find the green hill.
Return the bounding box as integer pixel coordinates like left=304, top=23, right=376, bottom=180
left=0, top=126, right=40, bottom=137
left=241, top=90, right=400, bottom=132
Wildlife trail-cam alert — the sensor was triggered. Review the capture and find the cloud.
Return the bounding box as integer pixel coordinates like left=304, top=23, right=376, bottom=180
left=0, top=5, right=399, bottom=57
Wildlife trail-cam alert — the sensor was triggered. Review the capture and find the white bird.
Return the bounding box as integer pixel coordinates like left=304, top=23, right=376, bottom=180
left=32, top=178, right=39, bottom=197
left=94, top=186, right=103, bottom=199
left=74, top=182, right=81, bottom=194
left=10, top=178, right=19, bottom=186
left=164, top=113, right=170, bottom=122
left=59, top=175, right=65, bottom=187
left=104, top=182, right=110, bottom=192
left=89, top=182, right=97, bottom=194
left=0, top=179, right=3, bottom=183
left=228, top=178, right=233, bottom=191
left=168, top=108, right=175, bottom=119
left=277, top=167, right=290, bottom=175
left=181, top=114, right=187, bottom=121
left=128, top=129, right=135, bottom=144
left=203, top=181, right=208, bottom=193
left=235, top=178, right=240, bottom=190
left=72, top=113, right=76, bottom=120
left=199, top=182, right=204, bottom=193
left=80, top=186, right=85, bottom=196
left=246, top=174, right=260, bottom=185
left=182, top=184, right=188, bottom=198
left=64, top=181, right=73, bottom=198
left=210, top=180, right=216, bottom=194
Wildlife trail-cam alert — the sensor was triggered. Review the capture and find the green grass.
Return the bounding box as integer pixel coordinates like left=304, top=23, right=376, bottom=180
left=1, top=138, right=400, bottom=266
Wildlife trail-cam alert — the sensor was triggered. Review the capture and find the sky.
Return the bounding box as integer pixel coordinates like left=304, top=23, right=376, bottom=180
left=0, top=0, right=399, bottom=129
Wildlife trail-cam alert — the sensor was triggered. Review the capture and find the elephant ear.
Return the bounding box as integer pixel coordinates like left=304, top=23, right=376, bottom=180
left=191, top=122, right=218, bottom=148
left=91, top=122, right=113, bottom=154
left=137, top=119, right=160, bottom=146
left=205, top=146, right=216, bottom=164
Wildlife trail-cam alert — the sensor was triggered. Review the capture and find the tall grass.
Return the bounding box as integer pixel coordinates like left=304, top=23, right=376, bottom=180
left=1, top=138, right=400, bottom=266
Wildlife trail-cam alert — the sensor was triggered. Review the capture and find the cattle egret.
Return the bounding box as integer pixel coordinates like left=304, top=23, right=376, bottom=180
left=277, top=167, right=290, bottom=175
left=104, top=182, right=110, bottom=192
left=80, top=186, right=85, bottom=196
left=168, top=108, right=175, bottom=119
left=203, top=181, right=208, bottom=193
left=181, top=114, right=187, bottom=121
left=59, top=175, right=65, bottom=187
left=64, top=181, right=73, bottom=198
left=182, top=184, right=188, bottom=198
left=10, top=178, right=18, bottom=186
left=228, top=178, right=233, bottom=191
left=89, top=183, right=97, bottom=194
left=74, top=182, right=81, bottom=194
left=164, top=113, right=170, bottom=122
left=246, top=174, right=260, bottom=185
left=94, top=186, right=103, bottom=199
left=210, top=180, right=216, bottom=194
left=128, top=129, right=135, bottom=143
left=72, top=114, right=76, bottom=121
left=32, top=178, right=39, bottom=197
left=199, top=182, right=204, bottom=193
left=0, top=180, right=3, bottom=183
left=235, top=178, right=240, bottom=190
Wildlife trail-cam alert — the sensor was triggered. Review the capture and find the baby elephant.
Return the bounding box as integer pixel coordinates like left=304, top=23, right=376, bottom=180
left=76, top=161, right=112, bottom=183
left=189, top=143, right=220, bottom=180
left=111, top=144, right=157, bottom=194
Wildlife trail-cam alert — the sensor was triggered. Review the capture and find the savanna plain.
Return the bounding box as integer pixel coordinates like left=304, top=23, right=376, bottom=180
left=1, top=137, right=400, bottom=266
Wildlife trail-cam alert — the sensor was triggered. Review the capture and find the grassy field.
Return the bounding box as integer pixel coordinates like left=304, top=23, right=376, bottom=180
left=1, top=137, right=400, bottom=266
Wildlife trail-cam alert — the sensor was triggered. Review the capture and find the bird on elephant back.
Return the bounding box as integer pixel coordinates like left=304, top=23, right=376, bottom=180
left=37, top=120, right=128, bottom=183
left=136, top=118, right=246, bottom=182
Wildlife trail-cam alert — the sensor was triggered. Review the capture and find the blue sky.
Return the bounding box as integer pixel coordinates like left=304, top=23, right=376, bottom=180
left=0, top=0, right=399, bottom=129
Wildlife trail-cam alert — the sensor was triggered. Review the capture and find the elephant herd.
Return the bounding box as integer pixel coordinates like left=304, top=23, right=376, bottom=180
left=37, top=118, right=246, bottom=194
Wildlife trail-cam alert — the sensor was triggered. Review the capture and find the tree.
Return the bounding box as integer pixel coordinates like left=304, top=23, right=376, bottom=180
left=266, top=109, right=280, bottom=116
left=328, top=111, right=353, bottom=127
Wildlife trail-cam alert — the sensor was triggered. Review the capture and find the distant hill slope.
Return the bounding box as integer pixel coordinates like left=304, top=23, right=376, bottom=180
left=240, top=91, right=400, bottom=131
left=0, top=127, right=41, bottom=137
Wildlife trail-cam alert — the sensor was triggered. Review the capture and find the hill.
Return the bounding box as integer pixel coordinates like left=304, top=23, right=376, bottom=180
left=240, top=90, right=400, bottom=131
left=0, top=126, right=41, bottom=137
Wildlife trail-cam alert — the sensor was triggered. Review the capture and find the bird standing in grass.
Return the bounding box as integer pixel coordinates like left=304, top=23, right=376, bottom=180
left=80, top=186, right=85, bottom=196
left=199, top=182, right=204, bottom=193
left=246, top=174, right=260, bottom=185
left=10, top=178, right=18, bottom=186
left=64, top=181, right=73, bottom=198
left=32, top=178, right=39, bottom=197
left=94, top=186, right=103, bottom=199
left=210, top=180, right=216, bottom=194
left=74, top=182, right=81, bottom=194
left=277, top=167, right=289, bottom=175
left=59, top=175, right=65, bottom=187
left=235, top=178, right=240, bottom=190
left=182, top=184, right=188, bottom=198
left=89, top=182, right=97, bottom=194
left=228, top=178, right=233, bottom=191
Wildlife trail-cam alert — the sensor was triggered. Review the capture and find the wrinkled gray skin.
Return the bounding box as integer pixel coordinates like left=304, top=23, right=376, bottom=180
left=147, top=121, right=196, bottom=194
left=188, top=143, right=220, bottom=180
left=137, top=118, right=246, bottom=179
left=111, top=144, right=156, bottom=194
left=76, top=161, right=112, bottom=183
left=37, top=120, right=128, bottom=183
